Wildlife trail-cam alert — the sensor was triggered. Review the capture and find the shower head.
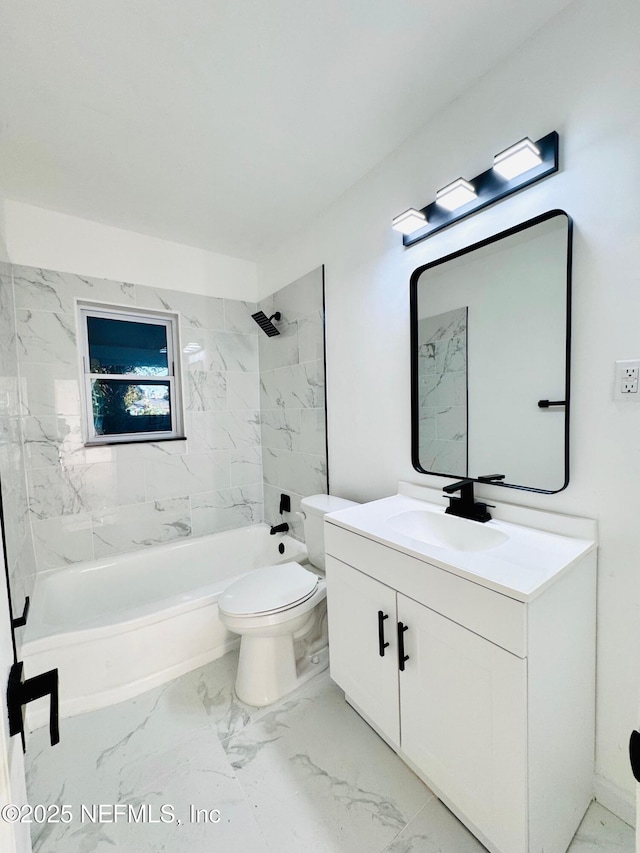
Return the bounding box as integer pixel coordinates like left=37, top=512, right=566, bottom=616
left=252, top=310, right=281, bottom=337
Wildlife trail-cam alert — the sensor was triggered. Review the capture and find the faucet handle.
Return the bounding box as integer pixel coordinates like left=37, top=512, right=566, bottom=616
left=279, top=493, right=291, bottom=514
left=442, top=478, right=472, bottom=494
left=477, top=473, right=505, bottom=483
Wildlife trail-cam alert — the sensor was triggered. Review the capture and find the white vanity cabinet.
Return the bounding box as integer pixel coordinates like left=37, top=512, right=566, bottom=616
left=327, top=555, right=528, bottom=853
left=399, top=593, right=528, bottom=853
left=325, top=555, right=400, bottom=745
left=324, top=491, right=597, bottom=853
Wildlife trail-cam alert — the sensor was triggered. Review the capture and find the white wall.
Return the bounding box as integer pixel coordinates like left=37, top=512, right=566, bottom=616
left=1, top=199, right=257, bottom=301
left=0, top=572, right=30, bottom=853
left=257, top=0, right=640, bottom=823
left=0, top=204, right=9, bottom=263
left=0, top=214, right=31, bottom=853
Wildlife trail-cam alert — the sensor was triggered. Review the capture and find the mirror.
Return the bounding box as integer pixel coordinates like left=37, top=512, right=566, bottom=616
left=410, top=209, right=572, bottom=493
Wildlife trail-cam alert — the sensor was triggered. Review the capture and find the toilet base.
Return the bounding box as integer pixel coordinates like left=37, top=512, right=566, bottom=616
left=235, top=637, right=329, bottom=707
left=223, top=586, right=329, bottom=708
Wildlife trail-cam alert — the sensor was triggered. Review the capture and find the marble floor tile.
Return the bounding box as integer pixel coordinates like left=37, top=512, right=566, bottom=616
left=381, top=796, right=488, bottom=853
left=187, top=649, right=273, bottom=743
left=568, top=801, right=634, bottom=852
left=25, top=650, right=634, bottom=853
left=381, top=797, right=635, bottom=853
left=187, top=647, right=330, bottom=744
left=223, top=677, right=432, bottom=853
left=30, top=729, right=270, bottom=853
left=26, top=668, right=215, bottom=812
left=96, top=734, right=271, bottom=853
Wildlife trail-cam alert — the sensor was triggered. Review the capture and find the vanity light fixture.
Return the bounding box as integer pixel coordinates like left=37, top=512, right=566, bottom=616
left=435, top=178, right=477, bottom=212
left=392, top=208, right=427, bottom=235
left=493, top=138, right=542, bottom=180
left=396, top=130, right=559, bottom=248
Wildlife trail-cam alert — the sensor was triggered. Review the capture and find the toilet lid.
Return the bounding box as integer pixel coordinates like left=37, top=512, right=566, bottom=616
left=218, top=562, right=319, bottom=617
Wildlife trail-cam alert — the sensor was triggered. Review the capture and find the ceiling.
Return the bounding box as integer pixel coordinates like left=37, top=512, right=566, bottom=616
left=0, top=0, right=574, bottom=260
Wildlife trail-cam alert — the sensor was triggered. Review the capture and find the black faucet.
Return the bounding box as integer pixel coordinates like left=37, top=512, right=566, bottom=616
left=270, top=522, right=289, bottom=535
left=443, top=479, right=492, bottom=523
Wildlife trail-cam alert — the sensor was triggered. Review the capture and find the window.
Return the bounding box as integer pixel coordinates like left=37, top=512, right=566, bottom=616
left=78, top=304, right=184, bottom=444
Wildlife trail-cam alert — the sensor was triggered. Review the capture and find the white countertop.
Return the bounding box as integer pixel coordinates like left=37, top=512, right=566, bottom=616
left=325, top=493, right=596, bottom=602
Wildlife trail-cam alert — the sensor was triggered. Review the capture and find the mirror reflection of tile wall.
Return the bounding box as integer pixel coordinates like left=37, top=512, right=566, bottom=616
left=417, top=307, right=468, bottom=476
left=258, top=267, right=327, bottom=540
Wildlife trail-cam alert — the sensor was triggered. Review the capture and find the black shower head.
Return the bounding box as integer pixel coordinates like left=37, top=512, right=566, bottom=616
left=252, top=311, right=281, bottom=337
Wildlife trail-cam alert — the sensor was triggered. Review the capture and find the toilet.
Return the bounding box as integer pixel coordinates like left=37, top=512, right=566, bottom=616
left=218, top=494, right=357, bottom=707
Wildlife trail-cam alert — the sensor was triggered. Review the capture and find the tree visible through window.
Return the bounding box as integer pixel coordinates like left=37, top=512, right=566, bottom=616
left=79, top=305, right=184, bottom=444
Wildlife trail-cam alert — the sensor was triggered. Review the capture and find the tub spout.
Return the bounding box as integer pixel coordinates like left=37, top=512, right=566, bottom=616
left=270, top=522, right=289, bottom=535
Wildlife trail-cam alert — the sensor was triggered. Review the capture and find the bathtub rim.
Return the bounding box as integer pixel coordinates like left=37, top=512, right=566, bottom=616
left=23, top=524, right=307, bottom=651
left=23, top=583, right=237, bottom=654
left=33, top=520, right=304, bottom=585
left=23, top=522, right=310, bottom=729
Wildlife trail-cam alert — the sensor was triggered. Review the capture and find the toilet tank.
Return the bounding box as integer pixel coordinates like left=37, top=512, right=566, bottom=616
left=300, top=494, right=359, bottom=570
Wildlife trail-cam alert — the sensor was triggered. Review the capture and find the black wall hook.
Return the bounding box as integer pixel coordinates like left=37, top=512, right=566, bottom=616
left=11, top=596, right=30, bottom=630
left=7, top=661, right=59, bottom=750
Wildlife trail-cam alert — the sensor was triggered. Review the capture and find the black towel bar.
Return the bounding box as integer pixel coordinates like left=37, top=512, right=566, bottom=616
left=538, top=399, right=567, bottom=408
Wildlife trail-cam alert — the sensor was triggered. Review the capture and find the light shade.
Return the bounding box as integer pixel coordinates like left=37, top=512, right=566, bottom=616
left=400, top=131, right=558, bottom=247
left=435, top=178, right=477, bottom=212
left=392, top=208, right=427, bottom=235
left=493, top=138, right=542, bottom=180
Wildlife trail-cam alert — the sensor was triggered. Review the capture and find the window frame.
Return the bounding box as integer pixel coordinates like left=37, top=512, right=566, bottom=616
left=78, top=302, right=185, bottom=446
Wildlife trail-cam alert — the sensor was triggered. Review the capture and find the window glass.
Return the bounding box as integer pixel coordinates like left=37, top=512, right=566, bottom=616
left=87, top=317, right=169, bottom=375
left=91, top=378, right=172, bottom=436
left=79, top=305, right=183, bottom=444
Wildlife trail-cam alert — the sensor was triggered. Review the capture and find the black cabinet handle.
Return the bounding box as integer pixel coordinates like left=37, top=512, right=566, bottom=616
left=377, top=611, right=389, bottom=657
left=7, top=661, right=59, bottom=750
left=397, top=622, right=409, bottom=671
left=538, top=399, right=567, bottom=408
left=630, top=730, right=640, bottom=782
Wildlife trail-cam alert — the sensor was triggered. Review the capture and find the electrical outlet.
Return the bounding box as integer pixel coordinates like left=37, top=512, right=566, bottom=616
left=615, top=359, right=640, bottom=400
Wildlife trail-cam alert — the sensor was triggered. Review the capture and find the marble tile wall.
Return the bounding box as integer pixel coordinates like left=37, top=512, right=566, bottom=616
left=0, top=262, right=37, bottom=632
left=258, top=267, right=328, bottom=539
left=417, top=307, right=468, bottom=476
left=11, top=265, right=264, bottom=569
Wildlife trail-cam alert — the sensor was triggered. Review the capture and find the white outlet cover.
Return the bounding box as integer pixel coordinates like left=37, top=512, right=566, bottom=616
left=614, top=359, right=640, bottom=400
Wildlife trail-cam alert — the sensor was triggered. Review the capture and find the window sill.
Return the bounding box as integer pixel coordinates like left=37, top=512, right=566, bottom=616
left=85, top=436, right=187, bottom=448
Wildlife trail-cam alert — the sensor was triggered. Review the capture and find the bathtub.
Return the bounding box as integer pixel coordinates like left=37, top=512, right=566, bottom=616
left=22, top=524, right=307, bottom=730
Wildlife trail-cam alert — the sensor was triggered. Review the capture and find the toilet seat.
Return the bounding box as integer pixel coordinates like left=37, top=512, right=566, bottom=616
left=219, top=562, right=319, bottom=617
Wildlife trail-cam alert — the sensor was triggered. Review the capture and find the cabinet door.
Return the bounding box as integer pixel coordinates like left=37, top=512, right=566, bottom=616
left=326, top=556, right=400, bottom=745
left=399, top=594, right=527, bottom=853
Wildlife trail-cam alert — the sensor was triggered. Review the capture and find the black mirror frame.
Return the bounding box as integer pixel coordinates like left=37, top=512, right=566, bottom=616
left=410, top=208, right=573, bottom=495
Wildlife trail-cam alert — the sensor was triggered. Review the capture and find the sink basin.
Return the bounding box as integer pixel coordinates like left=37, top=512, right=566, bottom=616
left=386, top=510, right=508, bottom=552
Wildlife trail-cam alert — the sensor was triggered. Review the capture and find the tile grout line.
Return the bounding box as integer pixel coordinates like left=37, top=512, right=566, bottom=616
left=378, top=795, right=436, bottom=853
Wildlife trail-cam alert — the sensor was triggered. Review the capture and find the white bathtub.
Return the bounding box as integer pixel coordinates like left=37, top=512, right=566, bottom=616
left=22, top=524, right=307, bottom=729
